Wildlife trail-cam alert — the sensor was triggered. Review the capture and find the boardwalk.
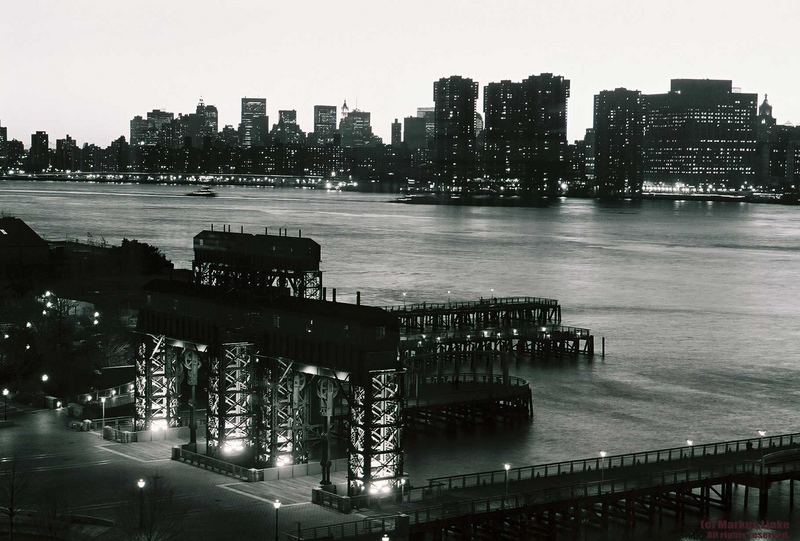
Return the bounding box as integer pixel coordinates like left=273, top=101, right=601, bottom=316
left=290, top=432, right=800, bottom=540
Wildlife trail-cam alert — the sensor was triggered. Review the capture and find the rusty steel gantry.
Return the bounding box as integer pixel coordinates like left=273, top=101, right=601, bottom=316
left=135, top=228, right=404, bottom=496
left=192, top=226, right=322, bottom=299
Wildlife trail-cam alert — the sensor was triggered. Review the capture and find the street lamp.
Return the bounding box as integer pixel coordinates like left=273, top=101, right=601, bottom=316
left=100, top=397, right=106, bottom=430
left=402, top=292, right=406, bottom=307
left=137, top=479, right=146, bottom=530
left=41, top=374, right=49, bottom=383
left=758, top=430, right=766, bottom=449
left=599, top=451, right=607, bottom=486
left=272, top=500, right=281, bottom=541
left=2, top=389, right=8, bottom=421
left=686, top=439, right=694, bottom=472
left=504, top=463, right=511, bottom=496
left=382, top=535, right=390, bottom=541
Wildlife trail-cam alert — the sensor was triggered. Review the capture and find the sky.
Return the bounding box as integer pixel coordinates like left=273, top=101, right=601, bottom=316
left=1, top=0, right=798, bottom=147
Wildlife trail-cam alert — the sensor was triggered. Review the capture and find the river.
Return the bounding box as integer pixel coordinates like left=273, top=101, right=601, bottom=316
left=3, top=180, right=800, bottom=538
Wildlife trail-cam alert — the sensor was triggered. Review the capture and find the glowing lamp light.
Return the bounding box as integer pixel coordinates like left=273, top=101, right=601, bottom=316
left=2, top=389, right=8, bottom=397
left=44, top=291, right=51, bottom=297
left=56, top=401, right=62, bottom=408
left=273, top=499, right=281, bottom=510
left=25, top=322, right=32, bottom=328
left=137, top=479, right=146, bottom=489
left=42, top=310, right=47, bottom=316
left=368, top=486, right=379, bottom=495
left=3, top=334, right=8, bottom=340
left=600, top=451, right=607, bottom=458
left=111, top=389, right=116, bottom=396
left=41, top=374, right=49, bottom=382
left=86, top=394, right=93, bottom=402
left=686, top=439, right=694, bottom=447
left=758, top=430, right=767, bottom=437
left=45, top=302, right=52, bottom=308
left=151, top=419, right=168, bottom=432
left=93, top=319, right=99, bottom=325
left=94, top=312, right=100, bottom=318
left=100, top=396, right=106, bottom=403
left=221, top=440, right=245, bottom=455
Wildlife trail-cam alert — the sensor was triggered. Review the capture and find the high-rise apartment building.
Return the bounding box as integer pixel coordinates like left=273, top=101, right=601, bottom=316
left=240, top=97, right=268, bottom=148
left=483, top=79, right=523, bottom=180
left=30, top=131, right=49, bottom=173
left=643, top=79, right=757, bottom=189
left=0, top=122, right=7, bottom=172
left=55, top=135, right=79, bottom=171
left=433, top=76, right=478, bottom=190
left=593, top=88, right=645, bottom=198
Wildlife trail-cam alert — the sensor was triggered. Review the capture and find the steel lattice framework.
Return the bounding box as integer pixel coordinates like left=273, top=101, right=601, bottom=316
left=348, top=369, right=404, bottom=495
left=134, top=334, right=179, bottom=430
left=207, top=343, right=256, bottom=459
left=264, top=357, right=311, bottom=467
left=192, top=262, right=322, bottom=300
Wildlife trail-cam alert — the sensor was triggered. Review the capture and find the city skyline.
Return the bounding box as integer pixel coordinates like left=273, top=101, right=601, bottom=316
left=2, top=0, right=799, bottom=146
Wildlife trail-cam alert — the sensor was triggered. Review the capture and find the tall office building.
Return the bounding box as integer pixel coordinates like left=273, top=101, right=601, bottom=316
left=518, top=73, right=570, bottom=195
left=391, top=119, right=401, bottom=147
left=593, top=88, right=645, bottom=198
left=130, top=116, right=148, bottom=146
left=240, top=97, right=268, bottom=148
left=313, top=105, right=337, bottom=145
left=768, top=124, right=800, bottom=184
left=30, top=131, right=49, bottom=173
left=756, top=95, right=776, bottom=184
left=433, top=76, right=479, bottom=190
left=417, top=107, right=435, bottom=146
left=272, top=110, right=304, bottom=144
left=643, top=79, right=757, bottom=189
left=196, top=100, right=218, bottom=137
left=583, top=128, right=596, bottom=184
left=403, top=117, right=427, bottom=150
left=220, top=125, right=239, bottom=147
left=340, top=110, right=376, bottom=147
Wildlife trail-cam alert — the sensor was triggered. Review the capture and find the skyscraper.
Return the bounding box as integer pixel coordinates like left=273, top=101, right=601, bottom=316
left=130, top=115, right=148, bottom=146
left=433, top=76, right=478, bottom=191
left=313, top=105, right=337, bottom=145
left=483, top=79, right=523, bottom=180
left=196, top=99, right=218, bottom=137
left=593, top=88, right=645, bottom=198
left=30, top=131, right=49, bottom=173
left=55, top=134, right=79, bottom=171
left=0, top=122, right=7, bottom=172
left=340, top=110, right=376, bottom=148
left=417, top=107, right=435, bottom=146
left=518, top=73, right=570, bottom=195
left=757, top=95, right=776, bottom=184
left=403, top=117, right=427, bottom=150
left=643, top=79, right=757, bottom=189
left=240, top=97, right=268, bottom=148
left=391, top=119, right=401, bottom=147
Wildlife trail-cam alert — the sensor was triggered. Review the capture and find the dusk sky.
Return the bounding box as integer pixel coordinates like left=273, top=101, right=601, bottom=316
left=2, top=0, right=797, bottom=147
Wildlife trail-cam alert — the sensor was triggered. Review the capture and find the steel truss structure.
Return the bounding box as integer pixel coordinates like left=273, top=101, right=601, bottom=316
left=192, top=261, right=322, bottom=299
left=134, top=334, right=179, bottom=431
left=347, top=369, right=404, bottom=496
left=207, top=343, right=256, bottom=459
left=264, top=357, right=311, bottom=466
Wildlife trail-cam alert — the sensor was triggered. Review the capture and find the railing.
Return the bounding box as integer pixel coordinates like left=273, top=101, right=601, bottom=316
left=288, top=515, right=401, bottom=540
left=401, top=323, right=591, bottom=344
left=427, top=432, right=800, bottom=490
left=171, top=446, right=262, bottom=482
left=423, top=373, right=529, bottom=387
left=87, top=415, right=133, bottom=430
left=411, top=459, right=800, bottom=527
left=382, top=296, right=559, bottom=313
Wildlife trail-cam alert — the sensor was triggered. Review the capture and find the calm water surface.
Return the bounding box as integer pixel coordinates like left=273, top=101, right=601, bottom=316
left=3, top=180, right=800, bottom=537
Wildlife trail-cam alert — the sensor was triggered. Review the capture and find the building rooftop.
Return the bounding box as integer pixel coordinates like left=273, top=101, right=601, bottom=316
left=0, top=217, right=48, bottom=248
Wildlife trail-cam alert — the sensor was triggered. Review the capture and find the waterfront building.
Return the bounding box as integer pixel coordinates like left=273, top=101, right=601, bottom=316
left=55, top=135, right=79, bottom=172
left=768, top=124, right=800, bottom=185
left=196, top=100, right=218, bottom=138
left=593, top=88, right=645, bottom=198
left=403, top=116, right=427, bottom=151
left=130, top=115, right=148, bottom=146
left=756, top=95, right=777, bottom=185
left=0, top=122, right=7, bottom=172
left=643, top=79, right=757, bottom=190
left=433, top=75, right=479, bottom=191
left=391, top=119, right=401, bottom=147
left=240, top=97, right=268, bottom=148
left=30, top=131, right=49, bottom=173
left=313, top=105, right=337, bottom=145
left=518, top=73, right=570, bottom=196
left=483, top=79, right=523, bottom=181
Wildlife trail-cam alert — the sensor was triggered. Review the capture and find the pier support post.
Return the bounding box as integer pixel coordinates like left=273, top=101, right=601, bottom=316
left=759, top=482, right=769, bottom=519
left=744, top=485, right=749, bottom=508
left=790, top=479, right=795, bottom=509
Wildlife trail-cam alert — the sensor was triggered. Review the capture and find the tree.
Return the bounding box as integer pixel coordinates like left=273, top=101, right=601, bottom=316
left=0, top=459, right=29, bottom=541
